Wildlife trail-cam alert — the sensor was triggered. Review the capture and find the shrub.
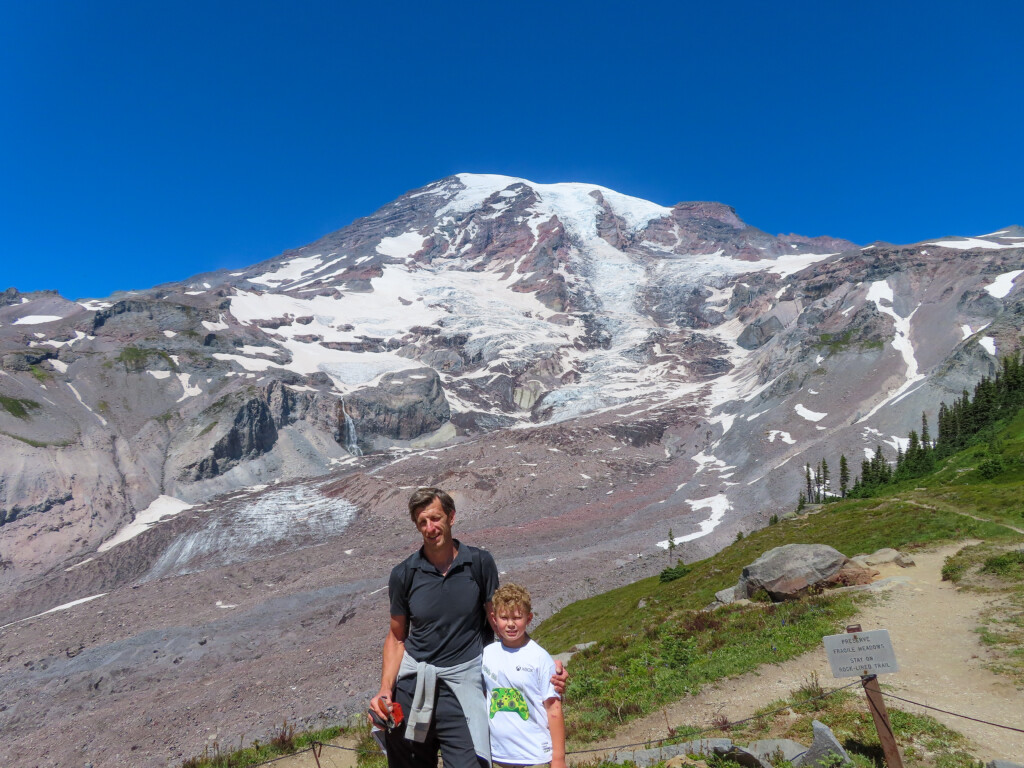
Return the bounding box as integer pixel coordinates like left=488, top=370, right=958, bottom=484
left=659, top=563, right=692, bottom=582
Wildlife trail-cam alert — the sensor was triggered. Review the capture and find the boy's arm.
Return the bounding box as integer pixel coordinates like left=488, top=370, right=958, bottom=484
left=544, top=696, right=566, bottom=768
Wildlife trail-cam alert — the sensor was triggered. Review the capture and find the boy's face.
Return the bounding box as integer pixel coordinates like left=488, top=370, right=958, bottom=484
left=493, top=605, right=532, bottom=647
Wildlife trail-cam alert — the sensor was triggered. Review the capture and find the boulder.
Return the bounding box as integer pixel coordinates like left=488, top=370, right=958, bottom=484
left=854, top=547, right=916, bottom=568
left=738, top=544, right=851, bottom=602
left=823, top=561, right=878, bottom=588
left=793, top=720, right=851, bottom=767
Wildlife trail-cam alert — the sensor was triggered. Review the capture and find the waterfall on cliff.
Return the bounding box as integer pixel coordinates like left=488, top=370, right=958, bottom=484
left=340, top=399, right=363, bottom=456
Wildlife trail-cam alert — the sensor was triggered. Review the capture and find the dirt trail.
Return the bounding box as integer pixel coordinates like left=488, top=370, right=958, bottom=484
left=574, top=543, right=1024, bottom=764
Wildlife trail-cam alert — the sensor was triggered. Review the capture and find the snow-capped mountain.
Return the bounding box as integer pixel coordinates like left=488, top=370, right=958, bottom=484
left=1, top=174, right=1022, bottom=768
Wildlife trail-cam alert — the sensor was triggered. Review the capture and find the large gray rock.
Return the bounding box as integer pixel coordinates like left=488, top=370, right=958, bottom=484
left=746, top=739, right=808, bottom=763
left=793, top=720, right=851, bottom=767
left=739, top=544, right=852, bottom=601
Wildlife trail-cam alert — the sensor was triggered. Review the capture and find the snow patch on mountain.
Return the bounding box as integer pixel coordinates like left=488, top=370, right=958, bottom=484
left=98, top=496, right=194, bottom=552
left=657, top=494, right=731, bottom=548
left=984, top=269, right=1023, bottom=299
left=926, top=237, right=1021, bottom=251
left=13, top=315, right=64, bottom=325
left=248, top=256, right=324, bottom=286
left=794, top=404, right=827, bottom=422
left=858, top=279, right=925, bottom=422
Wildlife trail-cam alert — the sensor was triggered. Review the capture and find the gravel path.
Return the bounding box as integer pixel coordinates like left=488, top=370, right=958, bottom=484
left=572, top=543, right=1024, bottom=763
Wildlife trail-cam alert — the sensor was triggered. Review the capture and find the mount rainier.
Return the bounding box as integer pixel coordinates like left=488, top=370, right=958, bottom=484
left=0, top=173, right=1022, bottom=767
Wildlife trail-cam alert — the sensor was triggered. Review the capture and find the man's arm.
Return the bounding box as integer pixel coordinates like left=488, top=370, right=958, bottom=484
left=484, top=600, right=497, bottom=635
left=550, top=659, right=568, bottom=696
left=544, top=697, right=566, bottom=768
left=369, top=614, right=407, bottom=721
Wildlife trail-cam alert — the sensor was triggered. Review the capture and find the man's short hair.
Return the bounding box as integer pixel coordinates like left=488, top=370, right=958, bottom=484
left=408, top=487, right=456, bottom=522
left=491, top=583, right=532, bottom=615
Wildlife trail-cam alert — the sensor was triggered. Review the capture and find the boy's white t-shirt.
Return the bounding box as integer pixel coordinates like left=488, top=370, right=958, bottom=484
left=482, top=638, right=560, bottom=764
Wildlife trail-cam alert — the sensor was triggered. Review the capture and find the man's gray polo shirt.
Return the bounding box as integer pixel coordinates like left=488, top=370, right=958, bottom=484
left=388, top=539, right=498, bottom=667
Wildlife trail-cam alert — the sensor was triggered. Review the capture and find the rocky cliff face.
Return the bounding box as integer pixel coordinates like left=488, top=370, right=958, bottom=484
left=0, top=176, right=1022, bottom=768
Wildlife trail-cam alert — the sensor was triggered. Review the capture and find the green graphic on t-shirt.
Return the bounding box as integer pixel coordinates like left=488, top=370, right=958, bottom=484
left=489, top=687, right=529, bottom=720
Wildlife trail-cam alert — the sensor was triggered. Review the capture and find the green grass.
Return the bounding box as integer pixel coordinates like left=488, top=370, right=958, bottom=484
left=180, top=722, right=353, bottom=768
left=556, top=594, right=861, bottom=744
left=0, top=395, right=41, bottom=420
left=535, top=499, right=1012, bottom=653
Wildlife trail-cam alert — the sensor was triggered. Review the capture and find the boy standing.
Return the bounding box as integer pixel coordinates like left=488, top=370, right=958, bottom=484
left=482, top=584, right=566, bottom=768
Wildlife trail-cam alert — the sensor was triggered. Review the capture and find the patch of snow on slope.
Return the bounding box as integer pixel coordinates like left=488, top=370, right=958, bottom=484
left=377, top=232, right=427, bottom=259
left=858, top=279, right=925, bottom=422
left=202, top=314, right=229, bottom=331
left=78, top=300, right=112, bottom=311
left=0, top=593, right=108, bottom=629
left=926, top=237, right=1019, bottom=251
left=885, top=435, right=909, bottom=453
left=50, top=359, right=68, bottom=373
left=768, top=430, right=796, bottom=444
left=983, top=269, right=1023, bottom=299
left=212, top=353, right=279, bottom=372
left=66, top=383, right=107, bottom=425
left=657, top=494, right=731, bottom=547
left=176, top=373, right=202, bottom=401
left=248, top=256, right=324, bottom=286
left=980, top=337, right=997, bottom=355
left=147, top=486, right=358, bottom=576
left=147, top=370, right=172, bottom=379
left=794, top=404, right=827, bottom=422
left=961, top=324, right=974, bottom=340
left=98, top=496, right=194, bottom=552
left=13, top=315, right=64, bottom=325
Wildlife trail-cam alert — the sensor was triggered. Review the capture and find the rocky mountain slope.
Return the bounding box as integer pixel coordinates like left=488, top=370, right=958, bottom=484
left=1, top=174, right=1022, bottom=767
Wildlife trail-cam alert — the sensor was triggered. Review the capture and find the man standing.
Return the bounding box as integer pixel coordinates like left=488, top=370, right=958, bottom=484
left=370, top=488, right=564, bottom=768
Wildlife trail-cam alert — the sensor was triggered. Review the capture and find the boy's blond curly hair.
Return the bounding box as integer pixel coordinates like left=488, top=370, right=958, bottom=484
left=491, top=583, right=532, bottom=615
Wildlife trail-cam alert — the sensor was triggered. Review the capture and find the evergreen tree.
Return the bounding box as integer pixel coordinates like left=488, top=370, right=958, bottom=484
left=839, top=454, right=849, bottom=498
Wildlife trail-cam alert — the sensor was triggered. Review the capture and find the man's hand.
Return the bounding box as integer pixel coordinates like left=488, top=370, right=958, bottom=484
left=550, top=659, right=568, bottom=696
left=369, top=689, right=394, bottom=725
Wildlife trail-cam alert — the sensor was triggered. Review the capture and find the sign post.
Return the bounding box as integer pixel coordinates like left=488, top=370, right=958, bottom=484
left=823, top=624, right=904, bottom=768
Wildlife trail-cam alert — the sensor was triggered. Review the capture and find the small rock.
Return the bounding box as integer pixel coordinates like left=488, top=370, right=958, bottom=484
left=793, top=720, right=851, bottom=767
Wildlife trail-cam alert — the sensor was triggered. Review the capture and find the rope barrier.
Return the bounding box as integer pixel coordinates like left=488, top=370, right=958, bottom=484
left=193, top=677, right=1024, bottom=766
left=879, top=691, right=1024, bottom=734
left=567, top=678, right=865, bottom=755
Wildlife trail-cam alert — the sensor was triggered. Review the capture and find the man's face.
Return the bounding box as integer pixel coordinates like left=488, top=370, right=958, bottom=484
left=415, top=497, right=454, bottom=553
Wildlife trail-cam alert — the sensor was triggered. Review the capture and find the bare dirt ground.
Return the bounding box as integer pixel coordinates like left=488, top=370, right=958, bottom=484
left=576, top=543, right=1024, bottom=764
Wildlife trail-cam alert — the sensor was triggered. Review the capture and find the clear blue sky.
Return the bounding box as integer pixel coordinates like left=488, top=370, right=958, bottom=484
left=3, top=1, right=1022, bottom=300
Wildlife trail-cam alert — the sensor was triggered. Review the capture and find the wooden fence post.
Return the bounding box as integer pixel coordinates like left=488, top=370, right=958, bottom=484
left=846, top=624, right=903, bottom=768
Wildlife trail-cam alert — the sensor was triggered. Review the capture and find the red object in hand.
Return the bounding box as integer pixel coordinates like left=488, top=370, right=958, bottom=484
left=390, top=701, right=404, bottom=727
